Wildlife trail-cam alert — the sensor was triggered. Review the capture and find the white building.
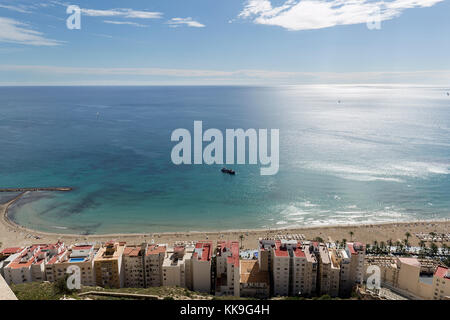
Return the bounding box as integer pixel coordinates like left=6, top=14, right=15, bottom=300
left=162, top=245, right=193, bottom=289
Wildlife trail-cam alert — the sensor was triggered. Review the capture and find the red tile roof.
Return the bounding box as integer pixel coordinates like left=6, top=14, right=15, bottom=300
left=72, top=245, right=93, bottom=250
left=123, top=246, right=142, bottom=257
left=146, top=245, right=166, bottom=255
left=435, top=266, right=449, bottom=280
left=219, top=241, right=240, bottom=267
left=193, top=242, right=212, bottom=261
left=293, top=244, right=306, bottom=258
left=273, top=240, right=289, bottom=257
left=0, top=247, right=22, bottom=255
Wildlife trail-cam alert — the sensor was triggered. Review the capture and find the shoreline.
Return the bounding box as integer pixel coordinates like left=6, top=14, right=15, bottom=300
left=1, top=192, right=449, bottom=249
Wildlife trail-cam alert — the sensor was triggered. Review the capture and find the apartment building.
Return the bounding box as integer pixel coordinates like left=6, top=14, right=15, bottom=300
left=291, top=243, right=309, bottom=296
left=3, top=242, right=65, bottom=285
left=303, top=244, right=318, bottom=296
left=272, top=240, right=291, bottom=296
left=93, top=241, right=126, bottom=288
left=145, top=244, right=166, bottom=287
left=0, top=247, right=24, bottom=261
left=258, top=239, right=275, bottom=272
left=3, top=245, right=39, bottom=284
left=123, top=244, right=146, bottom=288
left=162, top=245, right=193, bottom=289
left=191, top=242, right=213, bottom=293
left=333, top=249, right=351, bottom=296
left=432, top=266, right=449, bottom=300
left=346, top=242, right=365, bottom=287
left=215, top=241, right=240, bottom=297
left=317, top=243, right=332, bottom=295
left=240, top=260, right=270, bottom=298
left=45, top=244, right=96, bottom=286
left=328, top=250, right=340, bottom=297
left=0, top=250, right=24, bottom=278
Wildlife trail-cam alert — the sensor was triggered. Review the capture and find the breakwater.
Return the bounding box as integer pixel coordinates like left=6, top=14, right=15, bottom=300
left=0, top=187, right=72, bottom=192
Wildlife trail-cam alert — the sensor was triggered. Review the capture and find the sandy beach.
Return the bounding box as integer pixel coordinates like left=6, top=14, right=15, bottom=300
left=1, top=192, right=449, bottom=250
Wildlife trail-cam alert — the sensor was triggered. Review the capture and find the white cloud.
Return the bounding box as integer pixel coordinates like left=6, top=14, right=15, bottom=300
left=0, top=17, right=62, bottom=46
left=167, top=17, right=205, bottom=28
left=0, top=4, right=32, bottom=13
left=238, top=0, right=444, bottom=31
left=103, top=20, right=147, bottom=27
left=81, top=8, right=162, bottom=19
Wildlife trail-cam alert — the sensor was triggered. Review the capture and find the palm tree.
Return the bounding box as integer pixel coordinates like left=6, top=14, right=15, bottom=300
left=335, top=240, right=340, bottom=249
left=349, top=231, right=354, bottom=242
left=239, top=234, right=244, bottom=249
left=342, top=238, right=347, bottom=248
left=387, top=239, right=393, bottom=253
left=430, top=242, right=438, bottom=256
left=405, top=232, right=411, bottom=242
left=380, top=241, right=386, bottom=254
left=403, top=238, right=409, bottom=250
left=395, top=241, right=402, bottom=254
left=372, top=240, right=379, bottom=254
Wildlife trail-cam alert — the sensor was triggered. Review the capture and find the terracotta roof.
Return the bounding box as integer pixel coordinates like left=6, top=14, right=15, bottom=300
left=72, top=245, right=92, bottom=250
left=273, top=240, right=289, bottom=257
left=240, top=260, right=269, bottom=285
left=193, top=242, right=212, bottom=261
left=293, top=244, right=305, bottom=258
left=146, top=245, right=166, bottom=255
left=435, top=266, right=449, bottom=280
left=123, top=246, right=142, bottom=257
left=0, top=247, right=22, bottom=255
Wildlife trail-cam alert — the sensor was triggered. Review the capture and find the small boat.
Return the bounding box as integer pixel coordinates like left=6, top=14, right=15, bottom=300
left=221, top=167, right=235, bottom=175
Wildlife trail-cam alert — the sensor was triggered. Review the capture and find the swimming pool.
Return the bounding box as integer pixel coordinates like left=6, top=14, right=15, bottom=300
left=69, top=258, right=85, bottom=262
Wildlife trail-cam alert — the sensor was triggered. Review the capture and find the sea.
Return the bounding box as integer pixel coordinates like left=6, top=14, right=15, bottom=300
left=0, top=85, right=449, bottom=234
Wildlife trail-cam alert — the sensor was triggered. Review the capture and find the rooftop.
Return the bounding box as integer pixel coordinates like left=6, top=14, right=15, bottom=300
left=0, top=247, right=23, bottom=255
left=94, top=242, right=125, bottom=261
left=273, top=240, right=289, bottom=257
left=398, top=257, right=421, bottom=268
left=193, top=242, right=212, bottom=262
left=123, top=246, right=144, bottom=257
left=146, top=245, right=166, bottom=256
left=435, top=266, right=449, bottom=280
left=240, top=260, right=269, bottom=285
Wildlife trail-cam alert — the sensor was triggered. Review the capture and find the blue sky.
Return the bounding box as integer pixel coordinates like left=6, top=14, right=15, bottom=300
left=0, top=0, right=449, bottom=85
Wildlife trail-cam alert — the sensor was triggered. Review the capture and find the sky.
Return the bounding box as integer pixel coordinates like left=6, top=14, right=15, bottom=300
left=0, top=0, right=449, bottom=85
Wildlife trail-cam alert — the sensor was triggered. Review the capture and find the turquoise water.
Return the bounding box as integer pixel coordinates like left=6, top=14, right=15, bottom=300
left=0, top=85, right=449, bottom=234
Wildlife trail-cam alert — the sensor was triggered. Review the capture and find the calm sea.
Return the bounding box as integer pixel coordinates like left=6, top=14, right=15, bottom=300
left=1, top=85, right=449, bottom=234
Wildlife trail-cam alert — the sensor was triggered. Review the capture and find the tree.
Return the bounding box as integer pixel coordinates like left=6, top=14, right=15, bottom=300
left=342, top=238, right=347, bottom=248
left=314, top=237, right=324, bottom=243
left=349, top=231, right=354, bottom=242
left=404, top=232, right=411, bottom=249
left=405, top=232, right=411, bottom=242
left=335, top=240, right=340, bottom=249
left=380, top=241, right=386, bottom=254
left=430, top=242, right=438, bottom=256
left=387, top=239, right=393, bottom=254
left=239, top=234, right=244, bottom=249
